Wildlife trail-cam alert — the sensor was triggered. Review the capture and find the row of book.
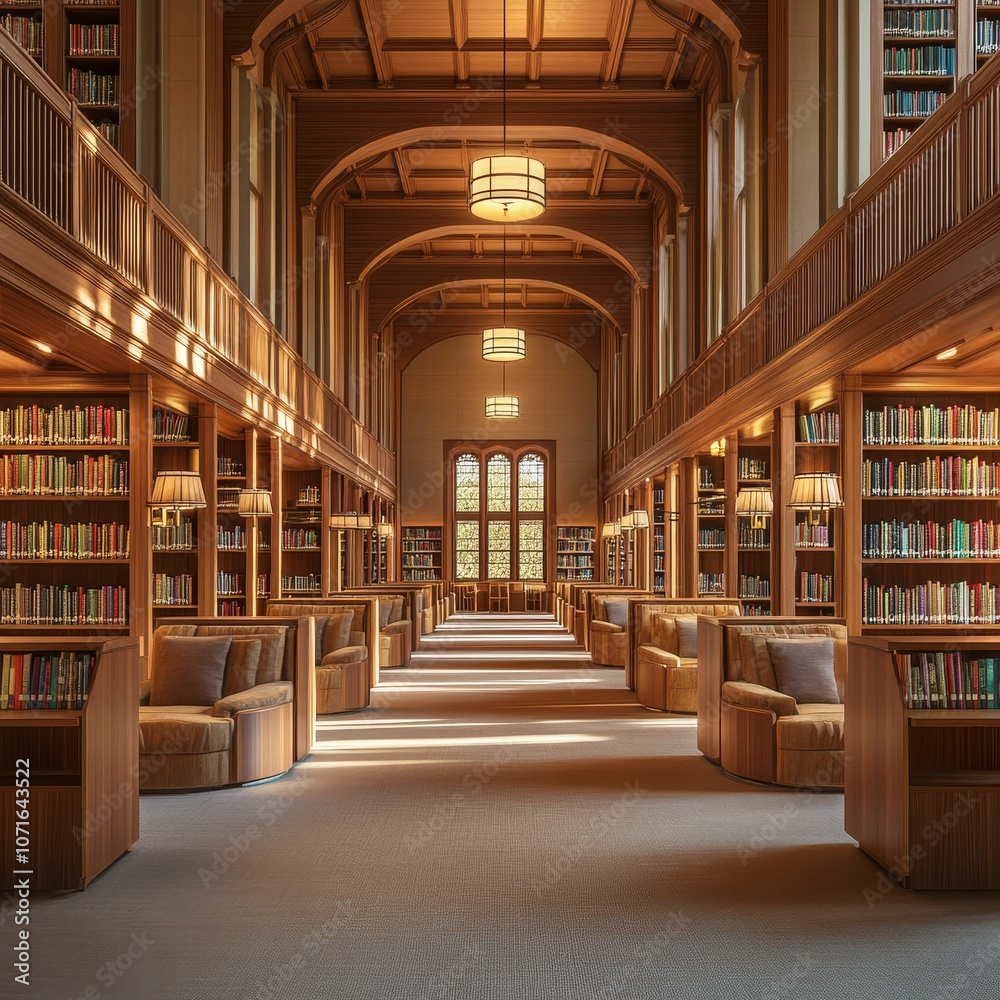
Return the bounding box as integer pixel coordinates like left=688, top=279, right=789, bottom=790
left=401, top=540, right=440, bottom=551
left=883, top=8, right=953, bottom=37
left=0, top=404, right=127, bottom=445
left=798, top=411, right=840, bottom=444
left=152, top=574, right=193, bottom=605
left=153, top=410, right=190, bottom=441
left=862, top=518, right=1000, bottom=558
left=216, top=487, right=241, bottom=510
left=862, top=455, right=1000, bottom=496
left=0, top=584, right=127, bottom=624
left=68, top=23, right=118, bottom=55
left=403, top=528, right=440, bottom=539
left=800, top=573, right=834, bottom=603
left=95, top=122, right=119, bottom=146
left=742, top=605, right=773, bottom=617
left=217, top=525, right=247, bottom=550
left=895, top=651, right=998, bottom=709
left=737, top=457, right=768, bottom=480
left=884, top=45, right=956, bottom=76
left=404, top=569, right=441, bottom=581
left=66, top=69, right=118, bottom=106
left=257, top=574, right=269, bottom=595
left=0, top=520, right=129, bottom=559
left=216, top=572, right=245, bottom=596
left=884, top=127, right=914, bottom=157
left=698, top=468, right=718, bottom=489
left=738, top=575, right=770, bottom=598
left=737, top=525, right=769, bottom=548
left=281, top=574, right=320, bottom=592
left=401, top=555, right=438, bottom=567
left=218, top=601, right=246, bottom=616
left=0, top=453, right=128, bottom=495
left=556, top=540, right=593, bottom=552
left=864, top=404, right=1000, bottom=446
left=217, top=457, right=244, bottom=476
left=0, top=14, right=42, bottom=56
left=556, top=570, right=593, bottom=580
left=558, top=527, right=595, bottom=539
left=862, top=579, right=1000, bottom=625
left=151, top=522, right=193, bottom=551
left=795, top=523, right=831, bottom=547
left=698, top=573, right=725, bottom=595
left=698, top=529, right=725, bottom=548
left=977, top=19, right=1000, bottom=54
left=883, top=89, right=949, bottom=118
left=281, top=528, right=319, bottom=548
left=0, top=651, right=94, bottom=711
left=556, top=555, right=593, bottom=567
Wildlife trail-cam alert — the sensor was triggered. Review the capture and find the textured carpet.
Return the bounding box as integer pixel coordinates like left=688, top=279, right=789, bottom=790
left=19, top=613, right=1000, bottom=999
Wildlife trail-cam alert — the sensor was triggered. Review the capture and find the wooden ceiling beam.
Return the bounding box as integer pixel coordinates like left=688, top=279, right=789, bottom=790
left=356, top=0, right=394, bottom=83
left=602, top=0, right=636, bottom=84
left=392, top=149, right=416, bottom=197
left=526, top=0, right=544, bottom=50
left=589, top=149, right=610, bottom=197
left=375, top=37, right=612, bottom=53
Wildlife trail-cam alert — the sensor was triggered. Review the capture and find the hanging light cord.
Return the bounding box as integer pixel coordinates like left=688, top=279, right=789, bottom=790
left=502, top=0, right=507, bottom=154
left=502, top=221, right=507, bottom=325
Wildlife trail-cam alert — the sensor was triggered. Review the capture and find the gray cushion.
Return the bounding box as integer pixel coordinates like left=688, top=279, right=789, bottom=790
left=322, top=613, right=355, bottom=655
left=675, top=616, right=698, bottom=659
left=379, top=600, right=392, bottom=630
left=150, top=635, right=232, bottom=706
left=766, top=637, right=840, bottom=705
left=603, top=598, right=628, bottom=630
left=196, top=626, right=288, bottom=685
left=389, top=596, right=406, bottom=623
left=222, top=638, right=262, bottom=698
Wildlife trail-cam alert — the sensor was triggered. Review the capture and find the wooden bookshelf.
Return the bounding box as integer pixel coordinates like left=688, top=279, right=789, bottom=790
left=216, top=432, right=247, bottom=616
left=0, top=0, right=134, bottom=160
left=845, top=385, right=1000, bottom=633
left=693, top=452, right=727, bottom=599
left=0, top=635, right=140, bottom=890
left=846, top=635, right=1000, bottom=889
left=0, top=379, right=147, bottom=638
left=401, top=526, right=442, bottom=582
left=150, top=403, right=201, bottom=624
left=791, top=402, right=842, bottom=617
left=280, top=467, right=324, bottom=597
left=734, top=432, right=774, bottom=616
left=252, top=433, right=276, bottom=615
left=555, top=526, right=595, bottom=581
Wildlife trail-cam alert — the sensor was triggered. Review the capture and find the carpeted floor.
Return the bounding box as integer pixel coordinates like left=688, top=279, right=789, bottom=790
left=21, top=613, right=1000, bottom=999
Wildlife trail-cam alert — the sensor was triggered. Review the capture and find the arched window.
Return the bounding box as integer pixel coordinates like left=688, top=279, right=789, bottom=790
left=450, top=446, right=550, bottom=580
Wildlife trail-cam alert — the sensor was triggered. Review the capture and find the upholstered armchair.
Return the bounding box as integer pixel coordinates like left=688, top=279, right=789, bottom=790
left=266, top=602, right=369, bottom=714
left=139, top=621, right=305, bottom=791
left=589, top=595, right=632, bottom=667
left=698, top=618, right=848, bottom=788
left=630, top=601, right=742, bottom=711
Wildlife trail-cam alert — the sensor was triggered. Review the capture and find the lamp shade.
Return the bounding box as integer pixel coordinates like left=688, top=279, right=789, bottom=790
left=482, top=326, right=526, bottom=362
left=237, top=488, right=273, bottom=517
left=376, top=523, right=393, bottom=537
left=485, top=395, right=519, bottom=418
left=601, top=523, right=617, bottom=539
left=329, top=512, right=359, bottom=528
left=788, top=473, right=844, bottom=510
left=630, top=510, right=650, bottom=529
left=150, top=471, right=207, bottom=509
left=619, top=512, right=634, bottom=530
left=735, top=486, right=774, bottom=518
left=469, top=155, right=546, bottom=221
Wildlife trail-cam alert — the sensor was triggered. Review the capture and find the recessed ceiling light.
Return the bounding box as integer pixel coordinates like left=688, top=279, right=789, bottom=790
left=935, top=346, right=959, bottom=360
left=33, top=341, right=53, bottom=354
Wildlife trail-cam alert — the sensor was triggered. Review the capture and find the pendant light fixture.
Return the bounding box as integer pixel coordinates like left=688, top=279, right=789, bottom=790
left=482, top=224, right=526, bottom=361
left=468, top=0, right=545, bottom=221
left=485, top=361, right=519, bottom=418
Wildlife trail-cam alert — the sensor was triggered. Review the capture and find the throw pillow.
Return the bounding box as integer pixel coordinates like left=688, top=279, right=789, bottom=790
left=322, top=613, right=355, bottom=655
left=603, top=599, right=628, bottom=630
left=652, top=614, right=678, bottom=654
left=222, top=638, right=263, bottom=698
left=674, top=615, right=698, bottom=659
left=150, top=635, right=232, bottom=706
left=766, top=637, right=840, bottom=704
left=195, top=626, right=288, bottom=684
left=379, top=600, right=392, bottom=630
left=389, top=596, right=406, bottom=623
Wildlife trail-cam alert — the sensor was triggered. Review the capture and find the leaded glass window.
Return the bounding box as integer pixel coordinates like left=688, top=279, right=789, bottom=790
left=488, top=521, right=511, bottom=579
left=455, top=454, right=480, bottom=512
left=486, top=454, right=511, bottom=512
left=518, top=454, right=544, bottom=512
left=455, top=520, right=480, bottom=579
left=518, top=520, right=544, bottom=580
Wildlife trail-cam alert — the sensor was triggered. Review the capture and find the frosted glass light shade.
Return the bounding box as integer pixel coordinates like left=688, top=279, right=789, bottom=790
left=735, top=486, right=773, bottom=517
left=376, top=523, right=393, bottom=537
left=482, top=326, right=526, bottom=361
left=330, top=512, right=373, bottom=529
left=469, top=155, right=546, bottom=221
left=485, top=395, right=519, bottom=418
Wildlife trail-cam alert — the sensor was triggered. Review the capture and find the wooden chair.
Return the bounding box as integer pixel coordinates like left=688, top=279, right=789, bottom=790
left=455, top=583, right=477, bottom=611
left=525, top=584, right=544, bottom=612
left=488, top=581, right=510, bottom=613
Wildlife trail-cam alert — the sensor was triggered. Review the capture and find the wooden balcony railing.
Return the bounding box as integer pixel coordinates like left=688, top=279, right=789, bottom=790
left=0, top=33, right=394, bottom=489
left=605, top=55, right=1000, bottom=481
